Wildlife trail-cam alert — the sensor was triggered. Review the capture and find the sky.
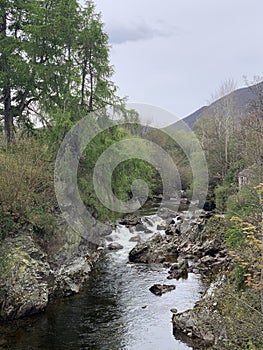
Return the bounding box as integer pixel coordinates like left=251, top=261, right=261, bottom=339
left=93, top=0, right=263, bottom=126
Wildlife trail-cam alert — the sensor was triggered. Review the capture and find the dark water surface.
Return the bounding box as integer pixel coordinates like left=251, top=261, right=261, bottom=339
left=1, top=215, right=203, bottom=350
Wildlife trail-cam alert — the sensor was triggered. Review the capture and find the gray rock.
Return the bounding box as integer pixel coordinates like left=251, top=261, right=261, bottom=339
left=135, top=224, right=147, bottom=232
left=170, top=308, right=178, bottom=314
left=168, top=259, right=189, bottom=280
left=149, top=284, right=176, bottom=296
left=0, top=221, right=105, bottom=321
left=107, top=242, right=124, bottom=250
left=144, top=229, right=153, bottom=234
left=129, top=233, right=178, bottom=263
left=119, top=215, right=141, bottom=226
left=157, top=224, right=166, bottom=230
left=172, top=279, right=228, bottom=346
left=144, top=218, right=154, bottom=226
left=129, top=235, right=141, bottom=243
left=0, top=235, right=50, bottom=320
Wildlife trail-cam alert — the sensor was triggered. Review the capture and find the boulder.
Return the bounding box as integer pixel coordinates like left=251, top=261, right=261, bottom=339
left=107, top=242, right=124, bottom=250
left=119, top=215, right=141, bottom=226
left=135, top=223, right=147, bottom=232
left=144, top=217, right=154, bottom=226
left=129, top=233, right=178, bottom=263
left=158, top=208, right=175, bottom=220
left=170, top=308, right=178, bottom=314
left=0, top=235, right=50, bottom=320
left=129, top=235, right=141, bottom=243
left=0, top=222, right=104, bottom=321
left=149, top=284, right=176, bottom=296
left=168, top=259, right=189, bottom=280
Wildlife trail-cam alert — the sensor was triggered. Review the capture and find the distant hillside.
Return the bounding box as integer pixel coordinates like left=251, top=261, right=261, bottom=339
left=169, top=82, right=263, bottom=131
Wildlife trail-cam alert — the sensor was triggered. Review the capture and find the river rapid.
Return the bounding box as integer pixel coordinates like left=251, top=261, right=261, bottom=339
left=1, top=211, right=204, bottom=350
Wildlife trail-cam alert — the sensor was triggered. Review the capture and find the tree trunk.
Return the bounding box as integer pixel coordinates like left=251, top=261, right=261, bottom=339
left=81, top=56, right=87, bottom=106
left=88, top=48, right=93, bottom=111
left=1, top=10, right=14, bottom=144
left=3, top=87, right=14, bottom=144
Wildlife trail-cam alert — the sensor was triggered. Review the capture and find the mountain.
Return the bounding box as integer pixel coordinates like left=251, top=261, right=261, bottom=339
left=169, top=82, right=263, bottom=131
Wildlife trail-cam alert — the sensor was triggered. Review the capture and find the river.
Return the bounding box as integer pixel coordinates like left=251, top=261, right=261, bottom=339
left=1, top=212, right=204, bottom=350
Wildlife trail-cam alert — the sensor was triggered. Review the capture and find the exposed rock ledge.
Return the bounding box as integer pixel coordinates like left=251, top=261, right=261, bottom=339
left=172, top=278, right=228, bottom=348
left=0, top=221, right=110, bottom=321
left=129, top=212, right=230, bottom=276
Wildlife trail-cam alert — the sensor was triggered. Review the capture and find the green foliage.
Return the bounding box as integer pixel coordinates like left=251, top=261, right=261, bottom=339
left=0, top=0, right=122, bottom=142
left=26, top=207, right=57, bottom=236
left=78, top=125, right=156, bottom=221
left=226, top=186, right=260, bottom=218
left=0, top=140, right=56, bottom=239
left=215, top=281, right=263, bottom=349
left=0, top=213, right=15, bottom=240
left=225, top=224, right=245, bottom=248
left=215, top=184, right=232, bottom=212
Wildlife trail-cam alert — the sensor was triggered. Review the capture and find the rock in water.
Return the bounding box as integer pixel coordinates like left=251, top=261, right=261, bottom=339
left=168, top=259, right=189, bottom=280
left=149, top=284, right=176, bottom=296
left=170, top=308, right=178, bottom=314
left=119, top=214, right=141, bottom=226
left=107, top=242, right=124, bottom=250
left=129, top=235, right=141, bottom=243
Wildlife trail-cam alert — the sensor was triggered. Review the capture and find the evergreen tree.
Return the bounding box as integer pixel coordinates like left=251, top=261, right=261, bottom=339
left=0, top=0, right=122, bottom=143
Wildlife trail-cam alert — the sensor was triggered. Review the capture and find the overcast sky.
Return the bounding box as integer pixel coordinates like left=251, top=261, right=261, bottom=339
left=94, top=0, right=263, bottom=126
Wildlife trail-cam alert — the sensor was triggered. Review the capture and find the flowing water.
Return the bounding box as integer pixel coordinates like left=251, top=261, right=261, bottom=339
left=0, top=214, right=203, bottom=350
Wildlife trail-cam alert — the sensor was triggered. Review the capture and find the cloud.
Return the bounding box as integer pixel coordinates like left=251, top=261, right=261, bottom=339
left=107, top=20, right=175, bottom=44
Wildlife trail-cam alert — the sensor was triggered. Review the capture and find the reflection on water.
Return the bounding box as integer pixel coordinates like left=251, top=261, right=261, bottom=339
left=1, top=216, right=203, bottom=350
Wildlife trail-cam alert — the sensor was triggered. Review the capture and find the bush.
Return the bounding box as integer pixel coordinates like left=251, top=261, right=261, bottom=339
left=0, top=140, right=56, bottom=239
left=215, top=184, right=232, bottom=212
left=226, top=186, right=260, bottom=219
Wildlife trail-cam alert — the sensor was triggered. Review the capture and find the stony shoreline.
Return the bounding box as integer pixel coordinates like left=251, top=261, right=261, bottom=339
left=0, top=207, right=233, bottom=349
left=127, top=209, right=232, bottom=349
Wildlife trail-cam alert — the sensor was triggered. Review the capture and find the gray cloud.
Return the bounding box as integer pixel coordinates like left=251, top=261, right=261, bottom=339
left=107, top=20, right=175, bottom=44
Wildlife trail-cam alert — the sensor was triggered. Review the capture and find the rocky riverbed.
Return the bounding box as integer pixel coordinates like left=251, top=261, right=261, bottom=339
left=0, top=205, right=233, bottom=349
left=126, top=208, right=233, bottom=349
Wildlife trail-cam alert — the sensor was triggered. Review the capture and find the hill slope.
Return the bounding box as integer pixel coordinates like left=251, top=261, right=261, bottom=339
left=169, top=82, right=263, bottom=131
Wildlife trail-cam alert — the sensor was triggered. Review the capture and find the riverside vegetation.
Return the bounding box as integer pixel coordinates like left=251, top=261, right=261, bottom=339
left=0, top=1, right=263, bottom=349
left=0, top=0, right=158, bottom=321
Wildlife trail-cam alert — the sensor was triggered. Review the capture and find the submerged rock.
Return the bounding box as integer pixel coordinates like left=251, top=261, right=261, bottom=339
left=149, top=284, right=176, bottom=296
left=135, top=223, right=147, bottom=232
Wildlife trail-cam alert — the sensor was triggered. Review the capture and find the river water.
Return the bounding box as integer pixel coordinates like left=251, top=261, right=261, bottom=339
left=1, top=213, right=203, bottom=350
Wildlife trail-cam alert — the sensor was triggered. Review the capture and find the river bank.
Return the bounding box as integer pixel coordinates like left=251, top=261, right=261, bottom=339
left=0, top=218, right=111, bottom=322
left=0, top=204, right=250, bottom=349
left=0, top=212, right=205, bottom=350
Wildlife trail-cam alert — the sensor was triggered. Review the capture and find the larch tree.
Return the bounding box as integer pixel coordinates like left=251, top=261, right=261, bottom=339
left=0, top=0, right=122, bottom=144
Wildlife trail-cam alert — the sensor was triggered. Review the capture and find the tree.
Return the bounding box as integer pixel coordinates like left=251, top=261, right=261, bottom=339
left=195, top=80, right=239, bottom=181
left=0, top=0, right=34, bottom=143
left=76, top=1, right=120, bottom=112
left=239, top=78, right=263, bottom=184
left=0, top=0, right=122, bottom=143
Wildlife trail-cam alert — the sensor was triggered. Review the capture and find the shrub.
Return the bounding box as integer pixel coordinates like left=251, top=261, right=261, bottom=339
left=0, top=140, right=56, bottom=239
